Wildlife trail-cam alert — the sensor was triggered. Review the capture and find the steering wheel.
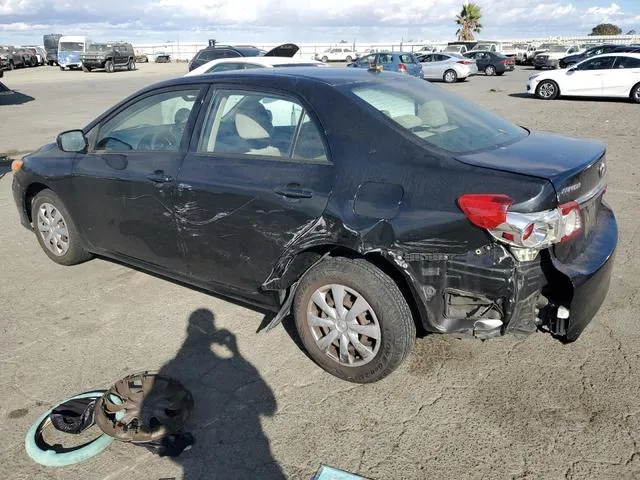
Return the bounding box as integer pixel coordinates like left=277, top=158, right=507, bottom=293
left=139, top=130, right=177, bottom=150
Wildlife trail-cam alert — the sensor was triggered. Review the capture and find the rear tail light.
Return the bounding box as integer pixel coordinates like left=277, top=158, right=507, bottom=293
left=398, top=63, right=407, bottom=73
left=457, top=193, right=586, bottom=255
left=457, top=60, right=473, bottom=65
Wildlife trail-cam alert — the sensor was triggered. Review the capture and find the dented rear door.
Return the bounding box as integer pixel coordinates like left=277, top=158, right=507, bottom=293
left=175, top=88, right=333, bottom=293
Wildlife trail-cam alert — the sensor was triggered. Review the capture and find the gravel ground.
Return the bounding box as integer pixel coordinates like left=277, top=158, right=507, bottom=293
left=0, top=63, right=639, bottom=480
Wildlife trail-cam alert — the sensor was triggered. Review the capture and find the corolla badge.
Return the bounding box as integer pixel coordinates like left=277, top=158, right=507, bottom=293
left=599, top=162, right=607, bottom=178
left=561, top=183, right=581, bottom=196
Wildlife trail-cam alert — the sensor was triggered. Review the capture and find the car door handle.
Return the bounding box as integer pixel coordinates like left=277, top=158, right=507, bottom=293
left=147, top=170, right=173, bottom=184
left=274, top=184, right=313, bottom=199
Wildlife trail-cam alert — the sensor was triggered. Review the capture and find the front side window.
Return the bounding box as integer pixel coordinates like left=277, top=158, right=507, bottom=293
left=198, top=90, right=328, bottom=162
left=95, top=89, right=200, bottom=152
left=345, top=78, right=527, bottom=154
left=579, top=56, right=616, bottom=70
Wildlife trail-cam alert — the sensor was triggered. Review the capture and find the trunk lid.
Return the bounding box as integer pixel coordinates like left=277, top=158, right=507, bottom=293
left=264, top=43, right=299, bottom=58
left=456, top=131, right=606, bottom=204
left=457, top=131, right=608, bottom=262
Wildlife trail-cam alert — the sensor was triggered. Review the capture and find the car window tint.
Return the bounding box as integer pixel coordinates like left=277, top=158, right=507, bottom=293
left=347, top=81, right=526, bottom=154
left=378, top=54, right=394, bottom=64
left=615, top=56, right=640, bottom=68
left=400, top=54, right=415, bottom=64
left=199, top=91, right=306, bottom=158
left=95, top=89, right=200, bottom=152
left=208, top=62, right=243, bottom=73
left=580, top=56, right=616, bottom=70
left=292, top=113, right=328, bottom=162
left=242, top=63, right=263, bottom=69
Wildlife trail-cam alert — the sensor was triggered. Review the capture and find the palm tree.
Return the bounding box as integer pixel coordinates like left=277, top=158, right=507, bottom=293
left=456, top=3, right=483, bottom=41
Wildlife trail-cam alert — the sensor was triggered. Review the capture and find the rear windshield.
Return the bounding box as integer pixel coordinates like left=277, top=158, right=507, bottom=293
left=342, top=77, right=527, bottom=154
left=400, top=54, right=416, bottom=64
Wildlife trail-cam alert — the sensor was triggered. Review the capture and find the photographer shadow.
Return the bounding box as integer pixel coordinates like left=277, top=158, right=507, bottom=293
left=148, top=308, right=285, bottom=479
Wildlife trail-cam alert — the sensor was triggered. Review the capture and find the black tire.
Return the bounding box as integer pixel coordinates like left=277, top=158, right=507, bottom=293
left=321, top=56, right=328, bottom=63
left=59, top=66, right=65, bottom=71
left=128, top=59, right=135, bottom=71
left=293, top=257, right=415, bottom=383
left=535, top=66, right=542, bottom=70
left=536, top=79, right=560, bottom=100
left=9, top=61, right=14, bottom=70
left=345, top=56, right=353, bottom=63
left=443, top=69, right=457, bottom=83
left=31, top=190, right=92, bottom=266
left=496, top=71, right=505, bottom=76
left=631, top=83, right=640, bottom=104
left=105, top=59, right=114, bottom=73
left=485, top=65, right=496, bottom=76
left=82, top=65, right=91, bottom=72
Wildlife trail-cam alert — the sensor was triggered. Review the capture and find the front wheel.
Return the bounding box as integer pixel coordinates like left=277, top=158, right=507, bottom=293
left=631, top=83, right=640, bottom=104
left=293, top=257, right=415, bottom=383
left=485, top=65, right=496, bottom=76
left=31, top=190, right=92, bottom=266
left=443, top=69, right=457, bottom=83
left=536, top=80, right=559, bottom=100
left=321, top=56, right=328, bottom=63
left=345, top=56, right=353, bottom=63
left=105, top=60, right=114, bottom=73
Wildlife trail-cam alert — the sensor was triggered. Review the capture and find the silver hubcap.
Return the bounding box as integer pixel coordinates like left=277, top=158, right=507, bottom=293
left=539, top=82, right=555, bottom=98
left=445, top=72, right=455, bottom=82
left=487, top=67, right=494, bottom=75
left=306, top=284, right=381, bottom=367
left=37, top=203, right=69, bottom=256
left=634, top=88, right=640, bottom=100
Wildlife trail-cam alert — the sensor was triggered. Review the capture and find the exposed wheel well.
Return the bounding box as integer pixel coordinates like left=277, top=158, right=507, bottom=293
left=280, top=245, right=427, bottom=335
left=24, top=183, right=49, bottom=223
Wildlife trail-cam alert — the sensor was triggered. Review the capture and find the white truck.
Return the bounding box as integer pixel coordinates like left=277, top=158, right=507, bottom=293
left=58, top=35, right=91, bottom=70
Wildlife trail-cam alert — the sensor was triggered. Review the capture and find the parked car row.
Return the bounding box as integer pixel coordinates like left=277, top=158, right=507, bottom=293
left=0, top=45, right=45, bottom=70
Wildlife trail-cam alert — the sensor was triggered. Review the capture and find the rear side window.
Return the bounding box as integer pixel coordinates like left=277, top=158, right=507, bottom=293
left=615, top=56, right=640, bottom=69
left=378, top=54, right=393, bottom=64
left=400, top=54, right=415, bottom=64
left=198, top=90, right=328, bottom=162
left=346, top=80, right=526, bottom=154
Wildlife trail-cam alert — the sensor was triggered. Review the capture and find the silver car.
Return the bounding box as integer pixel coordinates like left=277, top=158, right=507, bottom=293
left=417, top=53, right=478, bottom=83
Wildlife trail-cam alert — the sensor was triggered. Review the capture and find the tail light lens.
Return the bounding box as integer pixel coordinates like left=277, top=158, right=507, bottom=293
left=457, top=194, right=587, bottom=252
left=457, top=60, right=473, bottom=65
left=398, top=63, right=407, bottom=73
left=457, top=194, right=512, bottom=229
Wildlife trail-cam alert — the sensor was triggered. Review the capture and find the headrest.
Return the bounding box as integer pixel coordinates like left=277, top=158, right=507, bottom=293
left=235, top=101, right=273, bottom=140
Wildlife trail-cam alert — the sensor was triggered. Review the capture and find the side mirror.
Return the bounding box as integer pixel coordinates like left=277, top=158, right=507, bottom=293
left=57, top=130, right=87, bottom=153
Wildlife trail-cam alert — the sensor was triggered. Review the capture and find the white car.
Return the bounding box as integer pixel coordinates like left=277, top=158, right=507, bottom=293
left=526, top=53, right=640, bottom=102
left=314, top=47, right=359, bottom=63
left=418, top=52, right=478, bottom=82
left=185, top=56, right=327, bottom=77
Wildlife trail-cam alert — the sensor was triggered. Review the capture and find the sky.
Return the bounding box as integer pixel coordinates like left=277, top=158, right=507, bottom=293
left=0, top=0, right=639, bottom=45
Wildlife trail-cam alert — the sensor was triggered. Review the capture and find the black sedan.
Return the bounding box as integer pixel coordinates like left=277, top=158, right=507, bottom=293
left=11, top=68, right=617, bottom=383
left=559, top=44, right=640, bottom=69
left=464, top=50, right=515, bottom=75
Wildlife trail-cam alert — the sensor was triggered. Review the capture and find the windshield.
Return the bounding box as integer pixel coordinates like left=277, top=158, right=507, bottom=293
left=548, top=45, right=567, bottom=52
left=476, top=44, right=493, bottom=51
left=60, top=42, right=84, bottom=52
left=88, top=44, right=109, bottom=52
left=444, top=46, right=462, bottom=52
left=343, top=77, right=526, bottom=154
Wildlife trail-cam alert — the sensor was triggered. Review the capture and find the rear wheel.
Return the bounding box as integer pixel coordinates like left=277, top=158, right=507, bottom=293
left=496, top=71, right=505, bottom=76
left=536, top=80, right=559, bottom=100
left=443, top=69, right=457, bottom=83
left=293, top=257, right=415, bottom=383
left=31, top=190, right=92, bottom=266
left=485, top=65, right=496, bottom=76
left=631, top=83, right=640, bottom=104
left=345, top=56, right=353, bottom=63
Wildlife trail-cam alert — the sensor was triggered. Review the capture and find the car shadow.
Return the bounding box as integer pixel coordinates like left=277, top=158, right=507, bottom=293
left=508, top=92, right=633, bottom=103
left=140, top=308, right=286, bottom=479
left=97, top=256, right=279, bottom=330
left=0, top=89, right=35, bottom=105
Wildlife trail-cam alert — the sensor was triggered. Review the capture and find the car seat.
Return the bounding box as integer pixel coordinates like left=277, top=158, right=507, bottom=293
left=233, top=100, right=281, bottom=156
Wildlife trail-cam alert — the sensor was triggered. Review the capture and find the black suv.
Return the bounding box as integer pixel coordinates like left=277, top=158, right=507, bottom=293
left=81, top=42, right=135, bottom=73
left=188, top=40, right=298, bottom=71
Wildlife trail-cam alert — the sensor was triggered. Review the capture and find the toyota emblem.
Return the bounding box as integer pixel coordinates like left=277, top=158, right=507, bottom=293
left=599, top=162, right=607, bottom=178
